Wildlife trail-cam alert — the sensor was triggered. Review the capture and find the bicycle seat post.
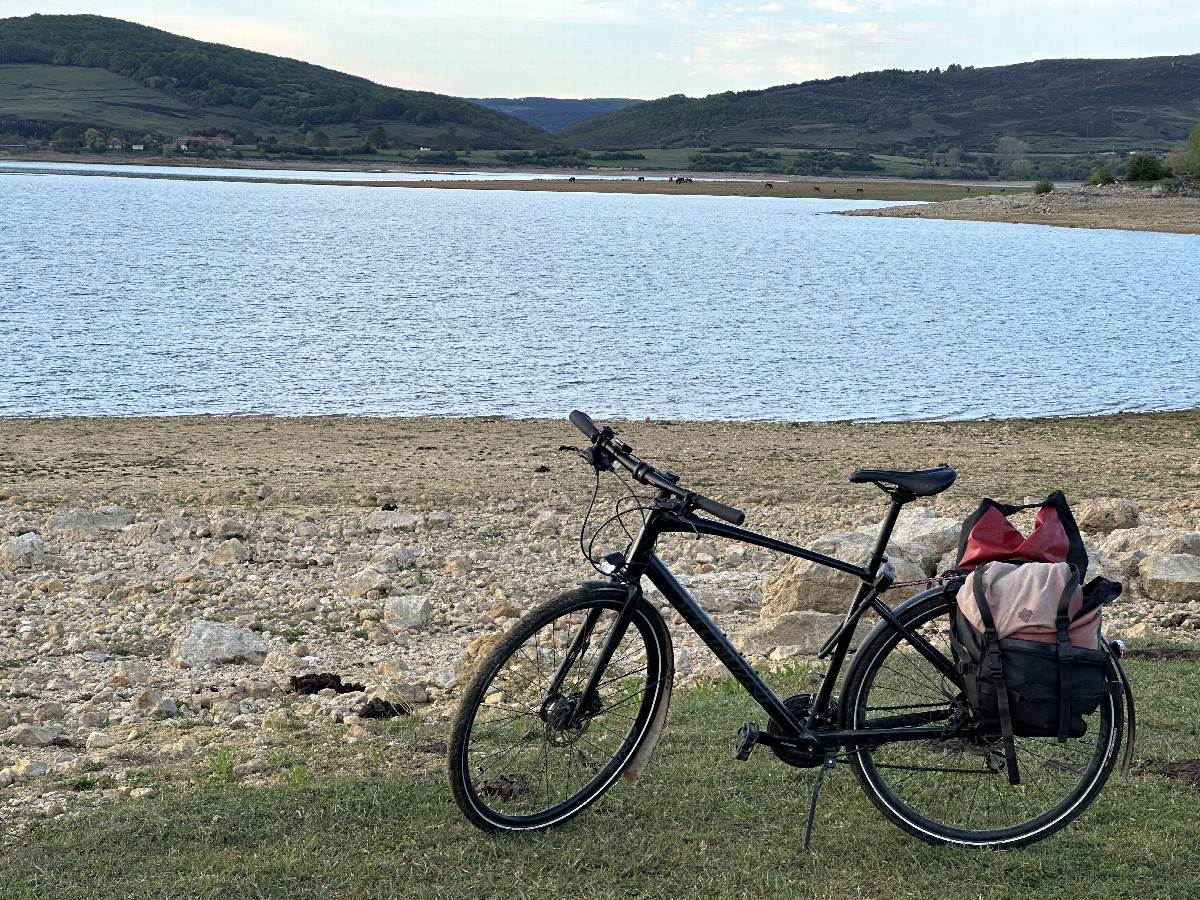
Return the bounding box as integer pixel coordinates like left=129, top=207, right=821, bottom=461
left=867, top=489, right=913, bottom=576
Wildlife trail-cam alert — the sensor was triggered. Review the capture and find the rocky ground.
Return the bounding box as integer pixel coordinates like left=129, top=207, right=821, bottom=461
left=837, top=181, right=1200, bottom=234
left=2, top=412, right=1199, bottom=833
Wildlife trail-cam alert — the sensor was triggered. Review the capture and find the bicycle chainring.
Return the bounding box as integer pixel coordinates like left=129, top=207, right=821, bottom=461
left=767, top=694, right=836, bottom=768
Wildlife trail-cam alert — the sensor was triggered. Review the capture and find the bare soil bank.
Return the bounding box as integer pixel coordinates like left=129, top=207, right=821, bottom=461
left=3, top=411, right=1199, bottom=522
left=839, top=183, right=1200, bottom=235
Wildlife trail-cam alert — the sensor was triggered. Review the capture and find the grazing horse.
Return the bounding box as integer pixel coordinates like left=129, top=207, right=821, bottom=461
left=764, top=182, right=773, bottom=189
left=856, top=188, right=864, bottom=194
left=813, top=185, right=820, bottom=192
left=966, top=186, right=972, bottom=194
left=637, top=175, right=644, bottom=181
left=568, top=176, right=576, bottom=182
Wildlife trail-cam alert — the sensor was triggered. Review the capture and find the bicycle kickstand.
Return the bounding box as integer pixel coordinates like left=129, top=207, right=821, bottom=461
left=802, top=751, right=838, bottom=852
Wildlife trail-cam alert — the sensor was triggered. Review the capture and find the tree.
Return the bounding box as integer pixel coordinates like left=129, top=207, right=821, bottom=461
left=1033, top=178, right=1053, bottom=194
left=1125, top=153, right=1163, bottom=181
left=83, top=128, right=106, bottom=151
left=235, top=129, right=257, bottom=146
left=1087, top=165, right=1115, bottom=185
left=365, top=126, right=389, bottom=148
left=1186, top=117, right=1200, bottom=177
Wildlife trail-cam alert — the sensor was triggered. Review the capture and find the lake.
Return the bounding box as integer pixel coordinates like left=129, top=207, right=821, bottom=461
left=2, top=167, right=1198, bottom=422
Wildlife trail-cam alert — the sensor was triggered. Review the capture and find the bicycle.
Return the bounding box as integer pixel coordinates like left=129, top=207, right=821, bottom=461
left=447, top=411, right=1134, bottom=848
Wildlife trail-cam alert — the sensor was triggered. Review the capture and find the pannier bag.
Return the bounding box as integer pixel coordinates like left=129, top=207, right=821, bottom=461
left=949, top=493, right=1124, bottom=785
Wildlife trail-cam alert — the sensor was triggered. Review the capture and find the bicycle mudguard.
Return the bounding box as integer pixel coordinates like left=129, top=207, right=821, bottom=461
left=623, top=612, right=673, bottom=784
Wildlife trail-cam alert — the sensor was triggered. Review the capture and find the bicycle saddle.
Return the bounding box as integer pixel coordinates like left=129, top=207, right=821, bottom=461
left=848, top=465, right=957, bottom=497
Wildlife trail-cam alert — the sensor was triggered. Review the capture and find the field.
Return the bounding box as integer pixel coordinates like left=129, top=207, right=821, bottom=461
left=4, top=653, right=1199, bottom=899
left=0, top=64, right=259, bottom=136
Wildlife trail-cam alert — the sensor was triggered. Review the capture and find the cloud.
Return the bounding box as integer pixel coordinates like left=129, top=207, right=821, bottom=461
left=682, top=17, right=931, bottom=82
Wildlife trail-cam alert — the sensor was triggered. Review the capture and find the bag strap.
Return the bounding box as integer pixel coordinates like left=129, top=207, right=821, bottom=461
left=1055, top=566, right=1081, bottom=743
left=971, top=563, right=1021, bottom=786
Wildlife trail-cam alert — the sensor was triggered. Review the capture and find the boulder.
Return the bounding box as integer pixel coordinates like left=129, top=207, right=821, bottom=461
left=733, top=610, right=874, bottom=657
left=528, top=510, right=562, bottom=537
left=1100, top=527, right=1200, bottom=558
left=211, top=517, right=248, bottom=540
left=364, top=511, right=422, bottom=533
left=210, top=538, right=249, bottom=566
left=1139, top=554, right=1200, bottom=603
left=761, top=531, right=926, bottom=618
left=93, top=505, right=136, bottom=531
left=1074, top=498, right=1139, bottom=533
left=0, top=533, right=44, bottom=573
left=170, top=621, right=269, bottom=669
left=855, top=509, right=962, bottom=567
left=370, top=544, right=411, bottom=573
left=384, top=595, right=433, bottom=630
left=679, top=571, right=762, bottom=614
left=5, top=724, right=58, bottom=747
left=343, top=568, right=391, bottom=598
left=46, top=508, right=101, bottom=541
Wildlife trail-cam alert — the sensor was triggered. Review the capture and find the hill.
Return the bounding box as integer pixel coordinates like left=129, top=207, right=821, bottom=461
left=463, top=96, right=642, bottom=131
left=0, top=13, right=545, bottom=149
left=558, top=57, right=1200, bottom=154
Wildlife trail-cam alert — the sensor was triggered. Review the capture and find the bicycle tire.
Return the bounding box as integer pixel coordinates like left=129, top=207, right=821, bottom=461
left=840, top=587, right=1122, bottom=847
left=447, top=584, right=670, bottom=832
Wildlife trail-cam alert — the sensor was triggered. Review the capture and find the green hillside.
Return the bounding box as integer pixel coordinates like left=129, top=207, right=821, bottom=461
left=0, top=13, right=545, bottom=148
left=558, top=57, right=1200, bottom=154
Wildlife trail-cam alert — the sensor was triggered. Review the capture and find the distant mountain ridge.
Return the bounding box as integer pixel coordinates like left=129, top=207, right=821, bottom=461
left=558, top=56, right=1200, bottom=153
left=464, top=97, right=642, bottom=131
left=0, top=13, right=544, bottom=147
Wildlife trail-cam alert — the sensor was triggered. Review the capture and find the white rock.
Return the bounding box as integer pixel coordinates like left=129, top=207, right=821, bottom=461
left=93, top=505, right=136, bottom=531
left=85, top=731, right=117, bottom=750
left=384, top=594, right=433, bottom=629
left=211, top=517, right=248, bottom=540
left=0, top=533, right=44, bottom=573
left=343, top=567, right=391, bottom=598
left=528, top=510, right=562, bottom=536
left=734, top=610, right=873, bottom=656
left=1101, top=527, right=1200, bottom=557
left=364, top=511, right=422, bottom=533
left=1140, top=554, right=1200, bottom=603
left=46, top=508, right=101, bottom=541
left=13, top=759, right=48, bottom=779
left=261, top=649, right=309, bottom=675
left=1074, top=498, right=1139, bottom=533
left=211, top=538, right=249, bottom=566
left=170, top=620, right=269, bottom=669
left=856, top=511, right=962, bottom=560
left=5, top=723, right=58, bottom=746
left=761, top=531, right=926, bottom=617
left=673, top=647, right=693, bottom=675
left=370, top=544, right=411, bottom=573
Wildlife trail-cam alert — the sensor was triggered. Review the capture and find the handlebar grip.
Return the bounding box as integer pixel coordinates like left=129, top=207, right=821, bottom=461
left=569, top=410, right=601, bottom=441
left=694, top=494, right=745, bottom=526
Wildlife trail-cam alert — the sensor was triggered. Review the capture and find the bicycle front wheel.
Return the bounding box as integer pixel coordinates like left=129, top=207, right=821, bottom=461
left=447, top=585, right=670, bottom=832
left=841, top=588, right=1122, bottom=848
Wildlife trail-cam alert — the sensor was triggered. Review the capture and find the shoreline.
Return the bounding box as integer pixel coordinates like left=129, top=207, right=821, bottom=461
left=3, top=408, right=1199, bottom=510
left=1, top=409, right=1197, bottom=826
left=838, top=182, right=1200, bottom=235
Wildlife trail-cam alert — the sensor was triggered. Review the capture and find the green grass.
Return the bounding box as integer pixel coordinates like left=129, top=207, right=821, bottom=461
left=2, top=657, right=1198, bottom=899
left=0, top=64, right=259, bottom=136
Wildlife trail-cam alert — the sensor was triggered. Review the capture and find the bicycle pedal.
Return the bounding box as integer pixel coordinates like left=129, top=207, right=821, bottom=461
left=732, top=721, right=760, bottom=761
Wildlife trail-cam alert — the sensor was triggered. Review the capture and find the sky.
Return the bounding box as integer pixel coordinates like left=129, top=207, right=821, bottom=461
left=3, top=1, right=1200, bottom=100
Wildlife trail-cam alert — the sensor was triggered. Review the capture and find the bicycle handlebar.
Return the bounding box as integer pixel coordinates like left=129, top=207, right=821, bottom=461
left=569, top=410, right=746, bottom=526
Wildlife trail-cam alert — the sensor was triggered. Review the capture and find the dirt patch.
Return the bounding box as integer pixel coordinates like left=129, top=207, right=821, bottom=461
left=1149, top=759, right=1200, bottom=786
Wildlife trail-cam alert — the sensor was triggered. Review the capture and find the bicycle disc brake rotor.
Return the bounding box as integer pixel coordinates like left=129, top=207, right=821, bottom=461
left=540, top=692, right=594, bottom=746
left=767, top=694, right=834, bottom=768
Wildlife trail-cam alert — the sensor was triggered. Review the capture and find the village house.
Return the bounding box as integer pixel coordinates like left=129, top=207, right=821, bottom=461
left=106, top=136, right=125, bottom=150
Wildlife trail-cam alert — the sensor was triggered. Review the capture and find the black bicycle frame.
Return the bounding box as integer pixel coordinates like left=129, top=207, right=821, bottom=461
left=575, top=494, right=964, bottom=754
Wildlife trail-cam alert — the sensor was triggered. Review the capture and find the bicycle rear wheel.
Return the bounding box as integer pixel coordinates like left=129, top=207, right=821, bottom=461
left=841, top=588, right=1122, bottom=847
left=447, top=585, right=670, bottom=831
